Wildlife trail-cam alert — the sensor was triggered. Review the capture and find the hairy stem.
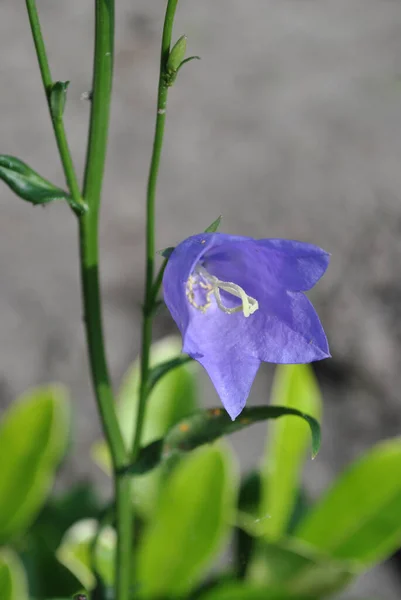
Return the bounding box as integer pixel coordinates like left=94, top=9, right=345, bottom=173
left=25, top=0, right=85, bottom=213
left=80, top=1, right=131, bottom=599
left=132, top=0, right=179, bottom=460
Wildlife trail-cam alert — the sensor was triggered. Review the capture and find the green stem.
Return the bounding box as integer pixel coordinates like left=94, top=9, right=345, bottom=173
left=25, top=0, right=84, bottom=213
left=80, top=1, right=131, bottom=599
left=132, top=0, right=179, bottom=460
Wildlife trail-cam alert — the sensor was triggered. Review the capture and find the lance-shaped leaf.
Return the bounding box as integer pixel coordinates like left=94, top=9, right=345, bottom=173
left=294, top=437, right=401, bottom=566
left=0, top=155, right=85, bottom=213
left=123, top=405, right=320, bottom=476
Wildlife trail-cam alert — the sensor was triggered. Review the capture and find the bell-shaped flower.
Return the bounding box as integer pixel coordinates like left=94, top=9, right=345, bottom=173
left=163, top=233, right=330, bottom=420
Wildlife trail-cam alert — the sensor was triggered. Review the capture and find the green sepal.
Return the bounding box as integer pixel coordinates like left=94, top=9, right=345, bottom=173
left=0, top=155, right=86, bottom=214
left=158, top=217, right=222, bottom=259
left=122, top=405, right=320, bottom=476
left=157, top=246, right=175, bottom=259
left=205, top=215, right=222, bottom=233
left=49, top=81, right=70, bottom=119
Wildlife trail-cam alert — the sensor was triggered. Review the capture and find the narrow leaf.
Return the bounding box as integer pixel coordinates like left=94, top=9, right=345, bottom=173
left=0, top=155, right=85, bottom=213
left=147, top=354, right=192, bottom=393
left=205, top=215, right=222, bottom=233
left=260, top=365, right=322, bottom=540
left=294, top=437, right=401, bottom=566
left=136, top=445, right=236, bottom=598
left=124, top=405, right=320, bottom=476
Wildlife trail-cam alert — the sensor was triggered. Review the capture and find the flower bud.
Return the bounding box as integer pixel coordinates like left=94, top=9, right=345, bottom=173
left=166, top=35, right=187, bottom=75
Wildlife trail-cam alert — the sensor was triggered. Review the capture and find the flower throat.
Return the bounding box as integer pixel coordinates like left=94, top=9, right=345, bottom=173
left=186, top=264, right=259, bottom=318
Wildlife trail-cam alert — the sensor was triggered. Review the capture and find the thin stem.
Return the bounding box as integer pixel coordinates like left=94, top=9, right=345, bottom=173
left=80, top=2, right=131, bottom=600
left=132, top=0, right=179, bottom=460
left=25, top=0, right=84, bottom=212
left=150, top=257, right=168, bottom=306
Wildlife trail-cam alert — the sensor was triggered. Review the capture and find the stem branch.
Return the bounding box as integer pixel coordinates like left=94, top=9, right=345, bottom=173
left=25, top=0, right=84, bottom=212
left=132, top=0, right=179, bottom=460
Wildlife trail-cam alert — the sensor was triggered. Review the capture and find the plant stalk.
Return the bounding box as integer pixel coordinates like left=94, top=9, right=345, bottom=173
left=80, top=1, right=131, bottom=599
left=132, top=0, right=179, bottom=461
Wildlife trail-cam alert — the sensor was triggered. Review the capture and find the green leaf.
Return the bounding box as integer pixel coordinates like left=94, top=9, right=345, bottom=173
left=0, top=155, right=85, bottom=213
left=294, top=437, right=401, bottom=566
left=0, top=549, right=29, bottom=600
left=259, top=365, right=322, bottom=540
left=247, top=539, right=354, bottom=598
left=23, top=484, right=101, bottom=599
left=147, top=354, right=192, bottom=393
left=0, top=385, right=69, bottom=543
left=204, top=215, right=222, bottom=233
left=199, top=582, right=313, bottom=600
left=49, top=81, right=70, bottom=119
left=136, top=444, right=236, bottom=598
left=234, top=472, right=261, bottom=578
left=56, top=519, right=115, bottom=590
left=124, top=404, right=320, bottom=477
left=92, top=336, right=199, bottom=518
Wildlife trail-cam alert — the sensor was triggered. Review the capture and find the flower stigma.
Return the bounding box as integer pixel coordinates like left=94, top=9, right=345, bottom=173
left=186, top=264, right=259, bottom=318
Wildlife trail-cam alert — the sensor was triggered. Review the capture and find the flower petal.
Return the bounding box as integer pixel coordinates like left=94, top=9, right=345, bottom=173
left=163, top=233, right=216, bottom=334
left=255, top=239, right=330, bottom=291
left=183, top=287, right=329, bottom=367
left=192, top=346, right=260, bottom=421
left=249, top=290, right=330, bottom=363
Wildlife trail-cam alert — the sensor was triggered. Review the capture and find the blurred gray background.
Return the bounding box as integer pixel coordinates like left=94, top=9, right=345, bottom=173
left=2, top=0, right=401, bottom=597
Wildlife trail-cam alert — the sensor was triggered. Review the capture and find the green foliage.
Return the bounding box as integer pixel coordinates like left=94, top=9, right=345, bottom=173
left=294, top=437, right=401, bottom=566
left=124, top=404, right=320, bottom=478
left=247, top=539, right=354, bottom=598
left=57, top=519, right=115, bottom=590
left=0, top=385, right=69, bottom=544
left=23, top=484, right=101, bottom=599
left=0, top=548, right=29, bottom=600
left=260, top=365, right=322, bottom=540
left=0, top=155, right=84, bottom=213
left=199, top=581, right=312, bottom=600
left=136, top=444, right=236, bottom=598
left=92, top=336, right=199, bottom=518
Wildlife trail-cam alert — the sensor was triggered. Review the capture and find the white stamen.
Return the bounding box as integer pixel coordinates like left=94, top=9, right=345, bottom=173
left=186, top=265, right=259, bottom=317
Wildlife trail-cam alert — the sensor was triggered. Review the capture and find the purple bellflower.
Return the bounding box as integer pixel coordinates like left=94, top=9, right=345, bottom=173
left=163, top=233, right=330, bottom=420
